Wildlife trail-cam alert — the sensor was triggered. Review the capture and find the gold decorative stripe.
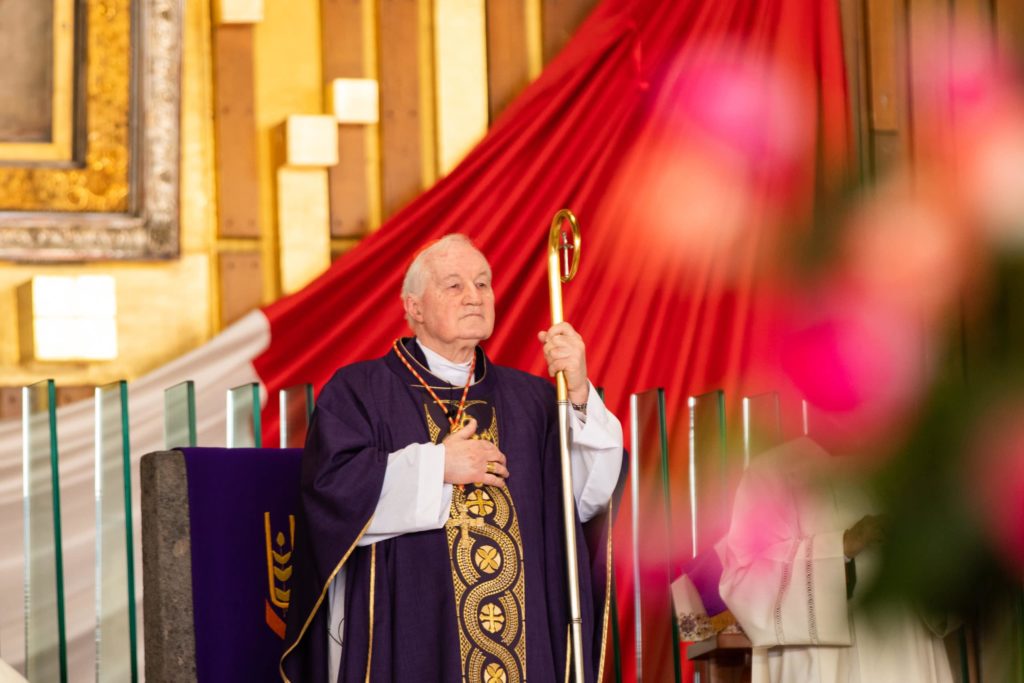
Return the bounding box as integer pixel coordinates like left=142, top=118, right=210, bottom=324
left=596, top=500, right=615, bottom=683
left=279, top=517, right=374, bottom=683
left=365, top=544, right=377, bottom=682
left=265, top=512, right=294, bottom=610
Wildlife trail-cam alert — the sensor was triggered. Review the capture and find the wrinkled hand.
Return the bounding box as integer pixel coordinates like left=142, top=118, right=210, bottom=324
left=442, top=417, right=509, bottom=487
left=538, top=322, right=589, bottom=405
left=843, top=514, right=885, bottom=558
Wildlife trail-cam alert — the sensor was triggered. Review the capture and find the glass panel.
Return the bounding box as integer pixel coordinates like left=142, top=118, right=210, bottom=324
left=95, top=381, right=138, bottom=682
left=279, top=384, right=314, bottom=448
left=163, top=381, right=196, bottom=449
left=687, top=390, right=727, bottom=559
left=630, top=388, right=681, bottom=683
left=227, top=383, right=262, bottom=448
left=741, top=391, right=782, bottom=467
left=22, top=380, right=67, bottom=682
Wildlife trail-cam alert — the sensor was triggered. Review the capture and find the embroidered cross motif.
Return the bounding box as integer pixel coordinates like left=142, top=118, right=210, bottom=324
left=475, top=545, right=502, bottom=573
left=465, top=489, right=494, bottom=516
left=484, top=662, right=508, bottom=683
left=480, top=603, right=505, bottom=633
left=446, top=499, right=484, bottom=551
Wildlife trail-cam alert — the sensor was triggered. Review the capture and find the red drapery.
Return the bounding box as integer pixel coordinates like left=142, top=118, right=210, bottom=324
left=254, top=0, right=848, bottom=679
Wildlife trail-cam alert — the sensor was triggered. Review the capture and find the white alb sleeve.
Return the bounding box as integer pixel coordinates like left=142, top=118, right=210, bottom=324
left=569, top=381, right=624, bottom=523
left=357, top=442, right=453, bottom=546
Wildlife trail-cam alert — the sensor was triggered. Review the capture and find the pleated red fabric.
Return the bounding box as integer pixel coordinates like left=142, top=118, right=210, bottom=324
left=254, top=0, right=849, bottom=679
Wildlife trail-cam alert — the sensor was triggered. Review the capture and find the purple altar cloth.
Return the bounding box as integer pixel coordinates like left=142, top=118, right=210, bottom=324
left=182, top=447, right=302, bottom=682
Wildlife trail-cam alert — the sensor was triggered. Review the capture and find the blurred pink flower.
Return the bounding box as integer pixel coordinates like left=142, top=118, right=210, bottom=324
left=961, top=109, right=1024, bottom=248
left=908, top=15, right=1024, bottom=247
left=970, top=406, right=1024, bottom=572
left=779, top=290, right=927, bottom=454
left=603, top=50, right=817, bottom=281
left=841, top=176, right=970, bottom=327
left=669, top=55, right=813, bottom=185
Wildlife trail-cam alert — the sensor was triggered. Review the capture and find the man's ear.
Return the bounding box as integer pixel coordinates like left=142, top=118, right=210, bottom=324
left=404, top=294, right=423, bottom=323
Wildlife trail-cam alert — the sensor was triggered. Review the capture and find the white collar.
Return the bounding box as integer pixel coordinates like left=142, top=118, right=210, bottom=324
left=416, top=340, right=474, bottom=387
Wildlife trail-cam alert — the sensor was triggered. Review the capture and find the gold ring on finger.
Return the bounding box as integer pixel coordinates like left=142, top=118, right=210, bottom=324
left=486, top=461, right=496, bottom=475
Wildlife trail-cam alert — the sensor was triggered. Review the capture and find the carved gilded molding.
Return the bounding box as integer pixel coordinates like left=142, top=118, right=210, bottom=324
left=0, top=0, right=182, bottom=261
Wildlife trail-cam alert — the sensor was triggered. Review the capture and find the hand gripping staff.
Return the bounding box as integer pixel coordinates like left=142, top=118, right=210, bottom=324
left=547, top=209, right=586, bottom=683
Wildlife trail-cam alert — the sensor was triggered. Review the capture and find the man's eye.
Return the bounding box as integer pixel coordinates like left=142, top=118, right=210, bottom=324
left=476, top=282, right=489, bottom=289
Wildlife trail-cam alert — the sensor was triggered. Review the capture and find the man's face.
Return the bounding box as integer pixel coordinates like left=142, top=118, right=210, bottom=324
left=408, top=242, right=495, bottom=351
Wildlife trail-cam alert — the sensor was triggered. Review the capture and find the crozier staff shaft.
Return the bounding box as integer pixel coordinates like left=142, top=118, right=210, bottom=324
left=547, top=209, right=586, bottom=683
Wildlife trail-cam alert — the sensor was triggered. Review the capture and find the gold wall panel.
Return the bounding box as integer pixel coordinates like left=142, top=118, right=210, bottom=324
left=181, top=0, right=219, bottom=256
left=434, top=0, right=489, bottom=174
left=254, top=0, right=324, bottom=301
left=321, top=0, right=380, bottom=236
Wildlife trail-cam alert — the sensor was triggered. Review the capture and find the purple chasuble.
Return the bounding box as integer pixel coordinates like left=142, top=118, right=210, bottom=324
left=280, top=340, right=617, bottom=683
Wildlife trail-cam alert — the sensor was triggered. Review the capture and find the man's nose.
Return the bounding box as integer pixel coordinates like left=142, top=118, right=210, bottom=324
left=463, top=284, right=482, bottom=304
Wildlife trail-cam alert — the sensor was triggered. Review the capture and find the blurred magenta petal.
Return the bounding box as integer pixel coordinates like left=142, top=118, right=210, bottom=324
left=601, top=50, right=819, bottom=282
left=671, top=55, right=814, bottom=182
left=780, top=292, right=926, bottom=452
left=908, top=13, right=1024, bottom=248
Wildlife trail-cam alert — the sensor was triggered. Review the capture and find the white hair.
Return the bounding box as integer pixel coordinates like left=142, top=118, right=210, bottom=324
left=401, top=234, right=483, bottom=298
left=401, top=234, right=487, bottom=327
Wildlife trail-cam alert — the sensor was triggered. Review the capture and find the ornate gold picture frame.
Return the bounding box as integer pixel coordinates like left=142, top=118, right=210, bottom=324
left=0, top=0, right=182, bottom=262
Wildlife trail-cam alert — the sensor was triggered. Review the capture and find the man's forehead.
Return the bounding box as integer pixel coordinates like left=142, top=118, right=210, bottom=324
left=426, top=245, right=491, bottom=278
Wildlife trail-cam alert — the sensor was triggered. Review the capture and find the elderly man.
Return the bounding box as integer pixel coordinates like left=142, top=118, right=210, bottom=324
left=280, top=234, right=624, bottom=683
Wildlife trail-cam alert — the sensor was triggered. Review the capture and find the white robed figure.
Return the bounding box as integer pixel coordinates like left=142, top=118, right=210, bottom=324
left=718, top=437, right=955, bottom=683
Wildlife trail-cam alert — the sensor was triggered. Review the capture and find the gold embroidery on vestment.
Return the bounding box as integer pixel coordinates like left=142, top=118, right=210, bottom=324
left=425, top=405, right=442, bottom=443
left=429, top=399, right=525, bottom=683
